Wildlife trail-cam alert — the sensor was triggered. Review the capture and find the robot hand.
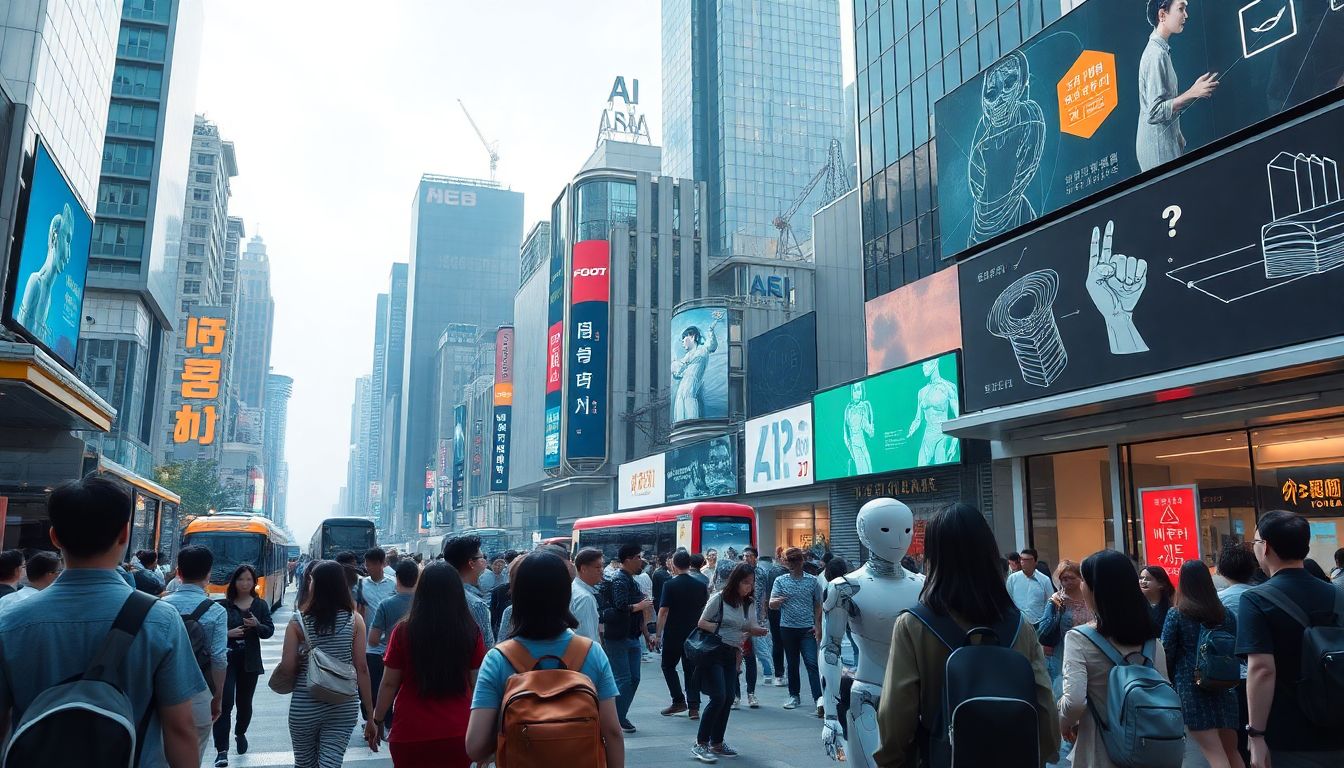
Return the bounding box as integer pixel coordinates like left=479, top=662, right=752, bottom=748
left=822, top=718, right=846, bottom=762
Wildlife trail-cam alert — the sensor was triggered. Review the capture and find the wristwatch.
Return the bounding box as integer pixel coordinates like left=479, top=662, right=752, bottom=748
left=1244, top=725, right=1266, bottom=738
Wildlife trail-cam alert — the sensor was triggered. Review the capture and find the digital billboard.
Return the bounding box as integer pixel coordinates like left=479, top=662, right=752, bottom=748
left=865, top=267, right=961, bottom=375
left=566, top=240, right=610, bottom=460
left=452, top=404, right=466, bottom=511
left=958, top=102, right=1344, bottom=412
left=670, top=304, right=729, bottom=425
left=491, top=326, right=514, bottom=493
left=544, top=212, right=565, bottom=469
left=665, top=434, right=737, bottom=505
left=934, top=0, right=1344, bottom=260
left=814, top=352, right=961, bottom=481
left=6, top=141, right=92, bottom=366
left=618, top=452, right=666, bottom=511
left=746, top=312, right=817, bottom=418
left=746, top=403, right=815, bottom=494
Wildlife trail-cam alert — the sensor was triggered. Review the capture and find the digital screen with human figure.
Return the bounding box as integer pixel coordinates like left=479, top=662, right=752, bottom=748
left=670, top=305, right=729, bottom=424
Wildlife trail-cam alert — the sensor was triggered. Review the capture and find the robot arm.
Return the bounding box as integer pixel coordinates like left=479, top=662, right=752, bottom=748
left=820, top=576, right=858, bottom=760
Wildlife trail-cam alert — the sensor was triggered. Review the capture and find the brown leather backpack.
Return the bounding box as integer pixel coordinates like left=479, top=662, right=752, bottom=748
left=495, top=635, right=607, bottom=767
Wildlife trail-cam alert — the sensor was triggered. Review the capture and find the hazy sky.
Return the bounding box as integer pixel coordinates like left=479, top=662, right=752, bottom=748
left=196, top=0, right=853, bottom=543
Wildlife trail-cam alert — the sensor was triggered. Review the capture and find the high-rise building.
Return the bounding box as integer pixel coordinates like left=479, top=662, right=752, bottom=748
left=232, top=236, right=274, bottom=408
left=662, top=0, right=846, bottom=258
left=263, top=372, right=293, bottom=523
left=345, top=374, right=374, bottom=518
left=394, top=177, right=523, bottom=535
left=367, top=291, right=388, bottom=527
left=375, top=264, right=407, bottom=533
left=76, top=0, right=206, bottom=476
left=221, top=216, right=246, bottom=437
left=160, top=116, right=238, bottom=464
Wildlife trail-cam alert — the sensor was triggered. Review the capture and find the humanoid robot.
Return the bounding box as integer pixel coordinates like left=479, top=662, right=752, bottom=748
left=819, top=498, right=924, bottom=766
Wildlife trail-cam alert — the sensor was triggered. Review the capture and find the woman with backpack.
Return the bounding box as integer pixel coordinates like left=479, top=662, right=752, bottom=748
left=1059, top=550, right=1173, bottom=768
left=693, top=562, right=769, bottom=763
left=275, top=560, right=375, bottom=768
left=874, top=503, right=1059, bottom=767
left=363, top=562, right=484, bottom=767
left=465, top=549, right=625, bottom=767
left=1159, top=561, right=1244, bottom=768
left=1140, top=564, right=1175, bottom=633
left=213, top=564, right=275, bottom=767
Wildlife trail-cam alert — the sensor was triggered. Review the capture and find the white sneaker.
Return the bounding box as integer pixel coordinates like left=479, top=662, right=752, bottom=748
left=731, top=697, right=740, bottom=710
left=691, top=744, right=719, bottom=763
left=747, top=693, right=760, bottom=708
left=783, top=696, right=801, bottom=709
left=772, top=676, right=786, bottom=687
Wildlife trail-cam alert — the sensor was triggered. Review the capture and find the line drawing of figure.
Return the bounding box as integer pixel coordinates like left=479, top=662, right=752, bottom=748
left=1085, top=220, right=1150, bottom=354
left=1137, top=0, right=1218, bottom=172
left=842, top=382, right=875, bottom=476
left=967, top=50, right=1046, bottom=246
left=670, top=310, right=723, bottom=422
left=16, top=202, right=74, bottom=346
left=987, top=269, right=1068, bottom=388
left=908, top=359, right=960, bottom=465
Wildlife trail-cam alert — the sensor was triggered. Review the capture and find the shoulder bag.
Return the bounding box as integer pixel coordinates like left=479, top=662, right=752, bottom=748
left=684, top=595, right=727, bottom=666
left=295, top=612, right=359, bottom=704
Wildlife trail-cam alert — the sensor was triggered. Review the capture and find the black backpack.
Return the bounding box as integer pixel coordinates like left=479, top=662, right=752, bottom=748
left=1253, top=583, right=1344, bottom=728
left=2, top=591, right=157, bottom=768
left=181, top=599, right=216, bottom=693
left=597, top=575, right=631, bottom=640
left=131, top=568, right=160, bottom=595
left=906, top=604, right=1041, bottom=768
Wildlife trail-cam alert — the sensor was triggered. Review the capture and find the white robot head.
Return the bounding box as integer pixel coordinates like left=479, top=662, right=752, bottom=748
left=856, top=497, right=915, bottom=564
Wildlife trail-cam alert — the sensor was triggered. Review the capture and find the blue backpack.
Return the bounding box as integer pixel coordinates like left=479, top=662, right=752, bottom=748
left=1193, top=619, right=1240, bottom=692
left=1074, top=626, right=1184, bottom=768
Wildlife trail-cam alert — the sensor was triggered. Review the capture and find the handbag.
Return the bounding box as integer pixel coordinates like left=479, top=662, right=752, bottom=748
left=683, top=597, right=727, bottom=666
left=295, top=612, right=359, bottom=704
left=1035, top=599, right=1063, bottom=647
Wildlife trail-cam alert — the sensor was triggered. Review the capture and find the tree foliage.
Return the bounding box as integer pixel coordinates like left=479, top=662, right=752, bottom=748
left=153, top=460, right=241, bottom=525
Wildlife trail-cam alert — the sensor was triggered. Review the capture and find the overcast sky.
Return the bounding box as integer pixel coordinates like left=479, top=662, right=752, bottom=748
left=196, top=0, right=853, bottom=543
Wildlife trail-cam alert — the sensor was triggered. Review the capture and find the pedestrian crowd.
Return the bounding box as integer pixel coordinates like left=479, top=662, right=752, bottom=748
left=0, top=475, right=1340, bottom=768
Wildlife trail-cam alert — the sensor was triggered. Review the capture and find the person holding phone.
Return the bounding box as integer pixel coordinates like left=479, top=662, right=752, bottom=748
left=213, top=564, right=275, bottom=767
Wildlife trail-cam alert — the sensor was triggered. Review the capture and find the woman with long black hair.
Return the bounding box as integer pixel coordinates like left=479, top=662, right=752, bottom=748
left=1140, top=564, right=1176, bottom=632
left=692, top=562, right=768, bottom=762
left=212, top=564, right=275, bottom=767
left=363, top=562, right=483, bottom=767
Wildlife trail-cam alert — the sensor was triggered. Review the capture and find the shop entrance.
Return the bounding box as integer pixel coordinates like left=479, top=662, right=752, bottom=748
left=758, top=503, right=830, bottom=557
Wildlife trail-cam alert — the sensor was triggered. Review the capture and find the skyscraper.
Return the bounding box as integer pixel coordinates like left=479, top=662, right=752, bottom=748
left=232, top=235, right=274, bottom=409
left=375, top=264, right=407, bottom=533
left=345, top=374, right=374, bottom=518
left=76, top=0, right=206, bottom=475
left=264, top=372, right=293, bottom=523
left=394, top=176, right=522, bottom=535
left=662, top=0, right=846, bottom=258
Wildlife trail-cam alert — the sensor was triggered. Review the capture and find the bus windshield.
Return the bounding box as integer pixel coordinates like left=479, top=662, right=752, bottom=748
left=699, top=517, right=753, bottom=561
left=322, top=524, right=375, bottom=559
left=184, top=532, right=266, bottom=585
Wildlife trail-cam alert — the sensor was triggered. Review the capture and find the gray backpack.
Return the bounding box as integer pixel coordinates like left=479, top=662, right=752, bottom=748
left=2, top=591, right=157, bottom=768
left=1075, top=626, right=1185, bottom=768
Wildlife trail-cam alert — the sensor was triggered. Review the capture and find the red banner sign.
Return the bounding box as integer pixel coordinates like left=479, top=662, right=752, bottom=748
left=1139, top=485, right=1201, bottom=585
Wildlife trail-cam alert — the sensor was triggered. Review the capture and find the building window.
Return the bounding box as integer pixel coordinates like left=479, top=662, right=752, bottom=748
left=195, top=171, right=213, bottom=184
left=91, top=222, right=145, bottom=258
left=97, top=181, right=149, bottom=217
left=117, top=25, right=167, bottom=60
left=190, top=206, right=209, bottom=220
left=1027, top=448, right=1117, bottom=569
left=102, top=141, right=154, bottom=177
left=182, top=280, right=201, bottom=295
left=185, top=261, right=202, bottom=275
left=106, top=103, right=158, bottom=138
left=192, top=188, right=211, bottom=202
left=123, top=0, right=170, bottom=23
left=111, top=63, right=163, bottom=99
left=186, top=243, right=205, bottom=257
left=189, top=224, right=209, bottom=238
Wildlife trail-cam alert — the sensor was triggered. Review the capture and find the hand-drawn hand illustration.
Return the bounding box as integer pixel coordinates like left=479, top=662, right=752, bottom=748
left=1085, top=220, right=1150, bottom=355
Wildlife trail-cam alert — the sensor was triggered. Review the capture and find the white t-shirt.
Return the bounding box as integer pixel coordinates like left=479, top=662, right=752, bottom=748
left=1006, top=569, right=1054, bottom=624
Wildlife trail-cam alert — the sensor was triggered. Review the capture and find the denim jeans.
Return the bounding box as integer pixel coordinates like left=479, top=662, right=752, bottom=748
left=752, top=627, right=774, bottom=677
left=768, top=609, right=784, bottom=674
left=780, top=626, right=822, bottom=701
left=697, top=650, right=738, bottom=746
left=605, top=637, right=643, bottom=723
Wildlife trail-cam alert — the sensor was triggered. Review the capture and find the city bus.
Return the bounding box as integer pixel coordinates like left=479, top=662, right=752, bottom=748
left=308, top=517, right=378, bottom=561
left=183, top=513, right=291, bottom=609
left=571, top=503, right=756, bottom=560
left=454, top=527, right=511, bottom=558
left=540, top=536, right=572, bottom=555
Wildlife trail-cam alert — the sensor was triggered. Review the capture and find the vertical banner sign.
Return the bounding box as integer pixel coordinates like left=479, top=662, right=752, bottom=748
left=491, top=326, right=514, bottom=492
left=566, top=241, right=610, bottom=460
left=544, top=225, right=566, bottom=469
left=422, top=469, right=434, bottom=531
left=173, top=313, right=228, bottom=446
left=452, top=404, right=466, bottom=511
left=1139, top=485, right=1201, bottom=585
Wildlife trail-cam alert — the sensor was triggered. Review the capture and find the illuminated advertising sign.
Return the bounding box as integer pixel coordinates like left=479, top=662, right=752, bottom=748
left=665, top=435, right=737, bottom=505
left=934, top=0, right=1344, bottom=260
left=172, top=312, right=229, bottom=446
left=544, top=221, right=565, bottom=469
left=813, top=353, right=962, bottom=481
left=5, top=141, right=93, bottom=367
left=491, top=326, right=514, bottom=492
left=865, top=267, right=961, bottom=375
left=1276, top=465, right=1344, bottom=513
left=746, top=403, right=814, bottom=494
left=1139, top=485, right=1201, bottom=585
left=618, top=452, right=666, bottom=511
left=452, top=404, right=466, bottom=511
left=670, top=304, right=729, bottom=425
left=566, top=240, right=610, bottom=460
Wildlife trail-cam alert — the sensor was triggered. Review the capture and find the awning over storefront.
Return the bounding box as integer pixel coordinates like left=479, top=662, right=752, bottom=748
left=0, top=341, right=114, bottom=432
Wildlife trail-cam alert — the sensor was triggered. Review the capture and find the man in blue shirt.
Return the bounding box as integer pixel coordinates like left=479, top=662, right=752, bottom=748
left=158, top=544, right=228, bottom=766
left=445, top=534, right=496, bottom=648
left=0, top=476, right=207, bottom=767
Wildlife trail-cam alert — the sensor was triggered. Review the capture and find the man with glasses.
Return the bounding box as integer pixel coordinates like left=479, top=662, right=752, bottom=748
left=769, top=547, right=825, bottom=713
left=443, top=534, right=495, bottom=647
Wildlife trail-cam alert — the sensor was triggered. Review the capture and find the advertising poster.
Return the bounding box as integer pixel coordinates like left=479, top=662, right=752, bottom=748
left=670, top=304, right=729, bottom=424
left=1139, top=485, right=1201, bottom=584
left=665, top=435, right=738, bottom=505
left=171, top=311, right=229, bottom=448
left=452, top=404, right=466, bottom=511
left=746, top=312, right=817, bottom=418
left=813, top=352, right=962, bottom=481
left=618, top=452, right=666, bottom=510
left=566, top=240, right=610, bottom=460
left=746, top=403, right=815, bottom=494
left=865, top=267, right=961, bottom=375
left=958, top=103, right=1344, bottom=412
left=1275, top=464, right=1344, bottom=512
left=935, top=0, right=1344, bottom=259
left=544, top=216, right=566, bottom=470
left=7, top=142, right=93, bottom=366
left=491, top=326, right=514, bottom=493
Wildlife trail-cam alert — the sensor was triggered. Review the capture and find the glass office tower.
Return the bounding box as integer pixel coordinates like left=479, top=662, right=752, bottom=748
left=663, top=0, right=847, bottom=258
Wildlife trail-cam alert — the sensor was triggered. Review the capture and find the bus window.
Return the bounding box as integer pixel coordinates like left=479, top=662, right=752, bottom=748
left=183, top=531, right=266, bottom=585
left=699, top=517, right=753, bottom=561
left=654, top=521, right=676, bottom=558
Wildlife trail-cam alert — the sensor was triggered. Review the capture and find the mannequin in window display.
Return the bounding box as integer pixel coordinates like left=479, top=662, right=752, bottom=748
left=819, top=498, right=923, bottom=765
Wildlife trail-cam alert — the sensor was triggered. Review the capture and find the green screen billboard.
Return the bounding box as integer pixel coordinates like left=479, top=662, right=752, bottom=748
left=813, top=352, right=961, bottom=481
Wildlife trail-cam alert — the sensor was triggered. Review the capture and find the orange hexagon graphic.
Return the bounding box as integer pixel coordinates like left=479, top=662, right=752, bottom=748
left=1056, top=50, right=1117, bottom=139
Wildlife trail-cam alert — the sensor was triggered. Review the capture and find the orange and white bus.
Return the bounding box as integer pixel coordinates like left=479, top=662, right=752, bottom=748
left=183, top=513, right=291, bottom=609
left=570, top=503, right=756, bottom=560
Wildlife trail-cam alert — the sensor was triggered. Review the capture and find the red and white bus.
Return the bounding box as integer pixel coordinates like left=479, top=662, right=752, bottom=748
left=570, top=503, right=756, bottom=560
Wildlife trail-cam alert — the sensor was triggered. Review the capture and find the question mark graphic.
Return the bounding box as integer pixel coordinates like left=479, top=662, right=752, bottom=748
left=1162, top=205, right=1182, bottom=238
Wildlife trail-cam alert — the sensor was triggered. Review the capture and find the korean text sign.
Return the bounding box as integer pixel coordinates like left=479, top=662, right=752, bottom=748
left=543, top=214, right=566, bottom=469
left=566, top=240, right=610, bottom=460
left=173, top=314, right=228, bottom=445
left=1139, top=485, right=1201, bottom=584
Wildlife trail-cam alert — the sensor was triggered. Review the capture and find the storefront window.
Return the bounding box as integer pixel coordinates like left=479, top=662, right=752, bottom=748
left=1251, top=417, right=1344, bottom=566
left=1027, top=448, right=1115, bottom=569
left=771, top=504, right=831, bottom=556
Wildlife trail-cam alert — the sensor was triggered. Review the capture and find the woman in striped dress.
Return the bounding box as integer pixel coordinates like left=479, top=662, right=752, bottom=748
left=276, top=560, right=374, bottom=767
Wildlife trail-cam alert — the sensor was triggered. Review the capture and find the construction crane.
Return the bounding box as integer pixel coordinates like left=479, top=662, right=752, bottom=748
left=457, top=99, right=499, bottom=181
left=773, top=138, right=852, bottom=260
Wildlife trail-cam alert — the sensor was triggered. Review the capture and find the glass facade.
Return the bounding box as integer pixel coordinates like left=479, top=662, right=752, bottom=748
left=854, top=0, right=1062, bottom=300
left=664, top=0, right=846, bottom=258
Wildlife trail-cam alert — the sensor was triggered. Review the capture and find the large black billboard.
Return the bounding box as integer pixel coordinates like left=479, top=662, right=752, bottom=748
left=935, top=0, right=1344, bottom=260
left=747, top=312, right=818, bottom=418
left=959, top=102, right=1344, bottom=413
